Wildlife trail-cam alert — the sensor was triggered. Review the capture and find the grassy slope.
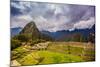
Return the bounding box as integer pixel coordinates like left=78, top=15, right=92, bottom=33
left=11, top=42, right=95, bottom=66
left=17, top=50, right=83, bottom=66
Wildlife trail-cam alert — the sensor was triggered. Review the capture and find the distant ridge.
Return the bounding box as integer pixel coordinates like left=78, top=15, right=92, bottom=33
left=11, top=22, right=95, bottom=42
left=41, top=24, right=95, bottom=42
left=11, top=27, right=22, bottom=37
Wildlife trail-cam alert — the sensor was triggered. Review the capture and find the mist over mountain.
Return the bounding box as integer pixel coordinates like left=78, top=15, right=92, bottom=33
left=41, top=24, right=95, bottom=42
left=11, top=21, right=95, bottom=43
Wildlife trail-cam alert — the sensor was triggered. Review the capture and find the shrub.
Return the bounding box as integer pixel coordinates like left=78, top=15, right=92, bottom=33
left=34, top=57, right=44, bottom=65
left=13, top=34, right=29, bottom=42
left=31, top=39, right=40, bottom=46
left=11, top=39, right=21, bottom=50
left=52, top=56, right=62, bottom=63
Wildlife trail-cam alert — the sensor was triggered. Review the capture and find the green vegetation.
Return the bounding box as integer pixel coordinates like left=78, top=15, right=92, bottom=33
left=11, top=42, right=95, bottom=66
left=13, top=34, right=30, bottom=42
left=11, top=22, right=95, bottom=66
left=31, top=39, right=46, bottom=46
left=15, top=50, right=83, bottom=65
left=11, top=46, right=30, bottom=60
left=11, top=39, right=21, bottom=50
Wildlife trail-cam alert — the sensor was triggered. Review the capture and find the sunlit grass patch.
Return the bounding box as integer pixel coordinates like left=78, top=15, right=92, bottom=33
left=17, top=50, right=83, bottom=65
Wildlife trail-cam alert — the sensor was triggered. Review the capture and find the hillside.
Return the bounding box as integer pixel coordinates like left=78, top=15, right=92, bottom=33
left=11, top=22, right=95, bottom=66
left=20, top=21, right=40, bottom=40
left=11, top=42, right=95, bottom=66
left=20, top=21, right=53, bottom=41
left=41, top=25, right=95, bottom=42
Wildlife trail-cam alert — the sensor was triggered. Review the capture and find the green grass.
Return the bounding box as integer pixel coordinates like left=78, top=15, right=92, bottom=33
left=11, top=42, right=95, bottom=66
left=47, top=43, right=84, bottom=55
left=11, top=46, right=30, bottom=60
left=17, top=50, right=83, bottom=65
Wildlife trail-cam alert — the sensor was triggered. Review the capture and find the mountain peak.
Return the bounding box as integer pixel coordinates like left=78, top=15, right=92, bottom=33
left=20, top=21, right=39, bottom=34
left=20, top=21, right=40, bottom=40
left=19, top=21, right=53, bottom=41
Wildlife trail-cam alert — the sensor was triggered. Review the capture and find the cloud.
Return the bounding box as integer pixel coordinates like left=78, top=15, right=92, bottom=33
left=74, top=17, right=95, bottom=29
left=11, top=14, right=33, bottom=28
left=11, top=1, right=95, bottom=32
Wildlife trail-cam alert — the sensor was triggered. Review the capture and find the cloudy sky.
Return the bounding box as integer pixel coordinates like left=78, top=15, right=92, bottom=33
left=11, top=1, right=95, bottom=32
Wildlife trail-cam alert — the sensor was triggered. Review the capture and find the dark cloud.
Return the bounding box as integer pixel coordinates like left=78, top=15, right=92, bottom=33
left=11, top=6, right=22, bottom=16
left=81, top=6, right=95, bottom=20
left=64, top=5, right=94, bottom=23
left=11, top=1, right=95, bottom=32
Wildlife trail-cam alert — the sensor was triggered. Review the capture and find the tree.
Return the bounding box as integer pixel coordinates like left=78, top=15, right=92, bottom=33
left=11, top=39, right=21, bottom=50
left=13, top=34, right=29, bottom=42
left=88, top=33, right=95, bottom=43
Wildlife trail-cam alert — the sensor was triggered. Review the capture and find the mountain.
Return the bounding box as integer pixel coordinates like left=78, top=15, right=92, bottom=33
left=41, top=25, right=95, bottom=42
left=11, top=27, right=22, bottom=37
left=11, top=21, right=95, bottom=42
left=56, top=25, right=95, bottom=40
left=20, top=21, right=40, bottom=40
left=20, top=21, right=53, bottom=41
